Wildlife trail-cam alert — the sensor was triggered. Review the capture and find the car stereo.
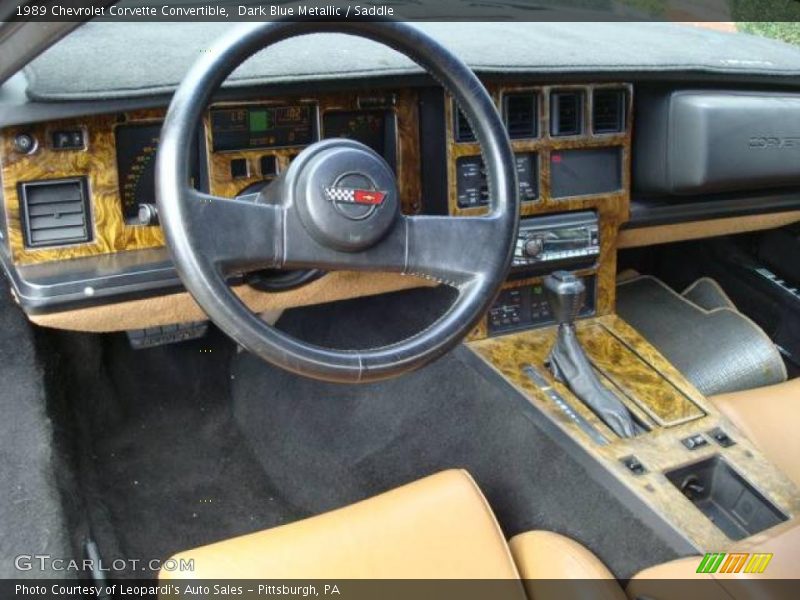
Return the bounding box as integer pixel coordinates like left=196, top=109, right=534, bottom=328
left=512, top=211, right=600, bottom=271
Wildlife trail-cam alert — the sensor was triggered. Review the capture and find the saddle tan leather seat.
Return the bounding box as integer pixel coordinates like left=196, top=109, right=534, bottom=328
left=710, top=378, right=800, bottom=488
left=161, top=469, right=799, bottom=598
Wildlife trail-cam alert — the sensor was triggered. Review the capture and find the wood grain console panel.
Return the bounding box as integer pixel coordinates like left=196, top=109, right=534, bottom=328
left=579, top=323, right=705, bottom=427
left=468, top=315, right=800, bottom=551
left=455, top=84, right=633, bottom=340
left=446, top=83, right=632, bottom=220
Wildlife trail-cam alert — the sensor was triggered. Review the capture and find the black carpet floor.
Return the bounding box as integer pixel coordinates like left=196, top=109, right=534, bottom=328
left=0, top=283, right=71, bottom=578
left=234, top=288, right=685, bottom=579
left=43, top=286, right=685, bottom=580
left=45, top=326, right=301, bottom=578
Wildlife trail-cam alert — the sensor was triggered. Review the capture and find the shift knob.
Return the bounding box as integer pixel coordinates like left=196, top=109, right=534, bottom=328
left=543, top=271, right=586, bottom=325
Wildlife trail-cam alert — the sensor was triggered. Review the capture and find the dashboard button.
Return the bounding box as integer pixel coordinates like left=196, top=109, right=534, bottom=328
left=51, top=129, right=85, bottom=150
left=14, top=133, right=37, bottom=154
left=681, top=433, right=708, bottom=450
left=230, top=158, right=248, bottom=179
left=260, top=155, right=278, bottom=177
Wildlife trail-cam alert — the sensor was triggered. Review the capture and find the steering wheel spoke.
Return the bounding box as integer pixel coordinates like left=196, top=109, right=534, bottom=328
left=277, top=213, right=503, bottom=290
left=183, top=190, right=284, bottom=274
left=400, top=213, right=506, bottom=287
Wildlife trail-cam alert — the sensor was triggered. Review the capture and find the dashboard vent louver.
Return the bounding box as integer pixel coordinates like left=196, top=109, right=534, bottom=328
left=503, top=93, right=538, bottom=139
left=550, top=91, right=583, bottom=137
left=454, top=105, right=476, bottom=142
left=19, top=178, right=91, bottom=248
left=593, top=89, right=626, bottom=133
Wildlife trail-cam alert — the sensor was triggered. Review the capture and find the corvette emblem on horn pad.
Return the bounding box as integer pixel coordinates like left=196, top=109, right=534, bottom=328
left=323, top=187, right=387, bottom=206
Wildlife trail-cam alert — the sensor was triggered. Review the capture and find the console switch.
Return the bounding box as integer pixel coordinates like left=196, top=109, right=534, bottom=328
left=708, top=427, right=736, bottom=448
left=51, top=129, right=85, bottom=150
left=621, top=455, right=647, bottom=475
left=682, top=433, right=709, bottom=450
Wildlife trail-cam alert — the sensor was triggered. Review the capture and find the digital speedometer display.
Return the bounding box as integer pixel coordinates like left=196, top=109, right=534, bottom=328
left=115, top=123, right=162, bottom=223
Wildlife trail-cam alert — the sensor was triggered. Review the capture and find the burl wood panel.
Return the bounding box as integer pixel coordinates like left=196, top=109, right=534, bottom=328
left=456, top=84, right=633, bottom=340
left=0, top=109, right=166, bottom=265
left=468, top=314, right=800, bottom=552
left=579, top=323, right=705, bottom=426
left=205, top=89, right=422, bottom=214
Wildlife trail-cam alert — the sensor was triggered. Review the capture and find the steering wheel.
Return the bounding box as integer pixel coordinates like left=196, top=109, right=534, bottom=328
left=156, top=21, right=518, bottom=383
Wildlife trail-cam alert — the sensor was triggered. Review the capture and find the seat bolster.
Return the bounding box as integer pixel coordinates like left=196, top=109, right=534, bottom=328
left=710, top=378, right=800, bottom=487
left=509, top=531, right=626, bottom=600
left=160, top=469, right=521, bottom=580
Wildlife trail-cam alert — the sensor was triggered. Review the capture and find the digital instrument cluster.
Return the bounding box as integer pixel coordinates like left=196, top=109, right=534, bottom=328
left=114, top=105, right=399, bottom=225
left=322, top=109, right=397, bottom=171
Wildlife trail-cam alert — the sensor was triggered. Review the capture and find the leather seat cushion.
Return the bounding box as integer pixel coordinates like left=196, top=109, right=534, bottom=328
left=160, top=469, right=523, bottom=580
left=510, top=531, right=627, bottom=600
left=710, top=378, right=800, bottom=488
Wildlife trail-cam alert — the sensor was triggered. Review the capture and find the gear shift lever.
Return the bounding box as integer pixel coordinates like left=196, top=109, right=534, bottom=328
left=544, top=271, right=586, bottom=325
left=544, top=271, right=639, bottom=438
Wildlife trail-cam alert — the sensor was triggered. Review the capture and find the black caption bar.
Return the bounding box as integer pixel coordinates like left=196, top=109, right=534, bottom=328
left=4, top=579, right=800, bottom=600
left=5, top=0, right=800, bottom=22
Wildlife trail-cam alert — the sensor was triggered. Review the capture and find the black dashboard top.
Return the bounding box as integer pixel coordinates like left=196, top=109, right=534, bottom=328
left=20, top=21, right=800, bottom=104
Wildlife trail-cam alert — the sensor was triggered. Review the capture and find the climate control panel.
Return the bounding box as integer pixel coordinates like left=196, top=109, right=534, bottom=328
left=488, top=275, right=597, bottom=334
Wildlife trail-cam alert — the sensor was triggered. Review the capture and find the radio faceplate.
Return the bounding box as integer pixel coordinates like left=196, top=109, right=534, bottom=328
left=513, top=211, right=599, bottom=270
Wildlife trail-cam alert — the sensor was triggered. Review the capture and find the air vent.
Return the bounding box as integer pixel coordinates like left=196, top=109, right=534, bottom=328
left=454, top=105, right=476, bottom=142
left=550, top=91, right=584, bottom=137
left=593, top=89, right=626, bottom=134
left=503, top=93, right=538, bottom=139
left=19, top=178, right=91, bottom=248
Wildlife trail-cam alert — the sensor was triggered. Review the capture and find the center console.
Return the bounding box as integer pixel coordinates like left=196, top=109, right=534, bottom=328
left=467, top=312, right=799, bottom=552
left=454, top=83, right=799, bottom=556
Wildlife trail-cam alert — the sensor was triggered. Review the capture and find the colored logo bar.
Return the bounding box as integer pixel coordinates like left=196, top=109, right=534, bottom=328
left=697, top=552, right=773, bottom=574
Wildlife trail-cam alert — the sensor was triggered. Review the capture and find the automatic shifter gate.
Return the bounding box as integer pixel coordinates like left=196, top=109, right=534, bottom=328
left=543, top=271, right=641, bottom=438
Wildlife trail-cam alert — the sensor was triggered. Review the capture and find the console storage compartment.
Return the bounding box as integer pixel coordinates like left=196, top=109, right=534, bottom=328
left=666, top=455, right=788, bottom=540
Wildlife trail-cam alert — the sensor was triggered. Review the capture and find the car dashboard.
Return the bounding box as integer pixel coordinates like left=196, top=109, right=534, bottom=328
left=3, top=21, right=800, bottom=337
left=0, top=79, right=635, bottom=335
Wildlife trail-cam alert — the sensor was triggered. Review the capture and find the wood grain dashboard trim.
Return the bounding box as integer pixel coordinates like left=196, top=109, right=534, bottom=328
left=0, top=89, right=422, bottom=267
left=0, top=109, right=167, bottom=265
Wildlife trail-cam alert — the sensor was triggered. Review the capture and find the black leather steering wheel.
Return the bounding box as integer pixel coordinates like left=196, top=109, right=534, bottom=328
left=156, top=21, right=518, bottom=383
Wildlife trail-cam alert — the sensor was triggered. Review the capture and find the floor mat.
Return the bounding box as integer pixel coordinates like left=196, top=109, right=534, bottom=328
left=617, top=276, right=786, bottom=396
left=681, top=277, right=736, bottom=311
left=47, top=326, right=301, bottom=577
